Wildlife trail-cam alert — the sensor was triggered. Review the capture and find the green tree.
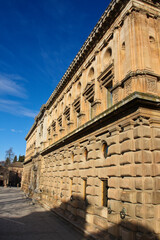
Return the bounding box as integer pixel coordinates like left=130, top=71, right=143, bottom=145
left=13, top=155, right=17, bottom=163
left=5, top=157, right=11, bottom=166
left=18, top=155, right=25, bottom=162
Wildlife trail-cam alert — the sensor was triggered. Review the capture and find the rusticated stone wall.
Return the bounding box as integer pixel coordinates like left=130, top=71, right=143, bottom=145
left=22, top=0, right=160, bottom=239
left=36, top=107, right=160, bottom=239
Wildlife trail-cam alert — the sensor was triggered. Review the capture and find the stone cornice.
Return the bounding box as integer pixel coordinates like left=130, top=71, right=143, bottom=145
left=41, top=92, right=160, bottom=156
left=25, top=0, right=160, bottom=141
left=112, top=70, right=160, bottom=92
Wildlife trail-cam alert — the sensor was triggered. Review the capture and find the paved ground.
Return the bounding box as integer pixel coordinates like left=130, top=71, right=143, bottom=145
left=0, top=187, right=85, bottom=240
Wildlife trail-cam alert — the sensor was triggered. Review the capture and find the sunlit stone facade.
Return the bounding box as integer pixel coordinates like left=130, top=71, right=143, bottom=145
left=22, top=0, right=160, bottom=239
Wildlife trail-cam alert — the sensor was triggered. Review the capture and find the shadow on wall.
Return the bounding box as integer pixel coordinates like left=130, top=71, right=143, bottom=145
left=47, top=195, right=159, bottom=240
left=0, top=193, right=159, bottom=240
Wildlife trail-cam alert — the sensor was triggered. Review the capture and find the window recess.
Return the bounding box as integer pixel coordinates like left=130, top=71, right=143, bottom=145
left=98, top=62, right=114, bottom=108
left=52, top=120, right=57, bottom=136
left=101, top=178, right=109, bottom=207
left=83, top=82, right=95, bottom=103
left=73, top=97, right=81, bottom=114
left=57, top=115, right=64, bottom=132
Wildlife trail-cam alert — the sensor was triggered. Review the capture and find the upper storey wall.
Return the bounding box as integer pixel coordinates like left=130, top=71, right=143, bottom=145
left=25, top=0, right=160, bottom=158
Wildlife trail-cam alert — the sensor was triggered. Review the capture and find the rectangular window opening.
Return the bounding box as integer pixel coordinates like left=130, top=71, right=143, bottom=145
left=106, top=82, right=113, bottom=109
left=102, top=179, right=108, bottom=207
left=70, top=178, right=73, bottom=196
left=83, top=179, right=87, bottom=200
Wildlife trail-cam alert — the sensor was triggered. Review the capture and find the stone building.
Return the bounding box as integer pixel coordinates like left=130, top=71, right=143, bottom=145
left=8, top=162, right=23, bottom=187
left=22, top=0, right=160, bottom=239
left=0, top=162, right=23, bottom=187
left=0, top=165, right=9, bottom=187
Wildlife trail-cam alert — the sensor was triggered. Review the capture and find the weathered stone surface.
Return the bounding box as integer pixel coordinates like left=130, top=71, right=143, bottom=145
left=22, top=0, right=160, bottom=238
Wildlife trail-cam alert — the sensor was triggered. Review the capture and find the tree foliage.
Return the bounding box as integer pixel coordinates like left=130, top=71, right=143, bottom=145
left=5, top=148, right=14, bottom=166
left=5, top=157, right=11, bottom=167
left=13, top=155, right=17, bottom=163
left=18, top=155, right=25, bottom=162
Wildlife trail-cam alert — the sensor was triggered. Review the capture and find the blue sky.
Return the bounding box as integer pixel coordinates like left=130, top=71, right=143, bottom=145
left=0, top=0, right=110, bottom=161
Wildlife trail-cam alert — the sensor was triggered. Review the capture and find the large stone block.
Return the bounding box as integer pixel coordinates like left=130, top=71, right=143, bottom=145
left=93, top=215, right=108, bottom=229
left=108, top=188, right=122, bottom=200
left=122, top=203, right=135, bottom=218
left=152, top=192, right=160, bottom=204
left=120, top=152, right=134, bottom=165
left=135, top=205, right=145, bottom=218
left=86, top=213, right=94, bottom=224
left=119, top=131, right=132, bottom=143
left=153, top=164, right=160, bottom=177
left=121, top=190, right=136, bottom=203
left=155, top=178, right=160, bottom=190
left=134, top=151, right=143, bottom=164
left=151, top=138, right=160, bottom=151
left=121, top=140, right=134, bottom=153
left=108, top=199, right=122, bottom=212
left=107, top=166, right=120, bottom=177
left=135, top=138, right=150, bottom=151
left=135, top=178, right=143, bottom=190
left=120, top=177, right=134, bottom=190
left=120, top=165, right=134, bottom=177
left=108, top=177, right=119, bottom=188
left=77, top=209, right=85, bottom=218
left=144, top=177, right=153, bottom=190
left=152, top=128, right=160, bottom=138
left=154, top=151, right=160, bottom=163
left=137, top=192, right=144, bottom=204
left=107, top=213, right=120, bottom=224
left=143, top=150, right=153, bottom=163
left=121, top=228, right=135, bottom=240
left=94, top=206, right=108, bottom=218
left=108, top=222, right=119, bottom=238
left=108, top=144, right=120, bottom=157
left=145, top=206, right=154, bottom=219
left=107, top=135, right=118, bottom=146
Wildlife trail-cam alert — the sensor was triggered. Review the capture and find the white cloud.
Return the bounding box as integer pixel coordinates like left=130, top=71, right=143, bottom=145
left=11, top=129, right=16, bottom=132
left=0, top=73, right=27, bottom=99
left=11, top=129, right=23, bottom=133
left=0, top=99, right=38, bottom=118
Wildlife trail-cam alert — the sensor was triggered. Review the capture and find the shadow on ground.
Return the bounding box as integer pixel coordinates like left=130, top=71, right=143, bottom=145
left=0, top=192, right=159, bottom=240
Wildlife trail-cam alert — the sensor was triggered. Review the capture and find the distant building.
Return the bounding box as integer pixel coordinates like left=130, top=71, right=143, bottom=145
left=8, top=162, right=23, bottom=187
left=0, top=165, right=9, bottom=186
left=0, top=162, right=23, bottom=187
left=22, top=0, right=160, bottom=239
left=0, top=161, right=5, bottom=167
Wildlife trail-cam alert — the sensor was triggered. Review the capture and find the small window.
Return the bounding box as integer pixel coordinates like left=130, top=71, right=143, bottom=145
left=106, top=81, right=113, bottom=109
left=89, top=97, right=94, bottom=120
left=71, top=151, right=74, bottom=162
left=102, top=141, right=108, bottom=159
left=70, top=178, right=73, bottom=196
left=64, top=106, right=70, bottom=122
left=149, top=36, right=155, bottom=43
left=48, top=127, right=51, bottom=136
left=103, top=47, right=112, bottom=67
left=88, top=67, right=94, bottom=81
left=77, top=82, right=81, bottom=95
left=58, top=116, right=62, bottom=127
left=84, top=147, right=88, bottom=161
left=102, top=179, right=109, bottom=207
left=39, top=124, right=43, bottom=137
left=73, top=97, right=81, bottom=127
left=82, top=178, right=87, bottom=200
left=52, top=121, right=56, bottom=132
left=122, top=42, right=125, bottom=50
